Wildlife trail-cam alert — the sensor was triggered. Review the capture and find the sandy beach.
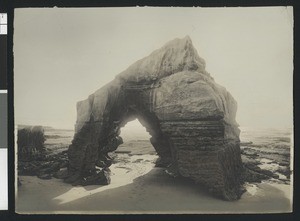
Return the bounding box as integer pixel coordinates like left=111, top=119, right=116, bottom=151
left=16, top=127, right=293, bottom=214
left=17, top=153, right=292, bottom=214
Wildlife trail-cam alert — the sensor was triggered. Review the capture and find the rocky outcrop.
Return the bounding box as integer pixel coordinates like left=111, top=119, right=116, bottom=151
left=17, top=126, right=46, bottom=161
left=17, top=126, right=69, bottom=180
left=66, top=36, right=244, bottom=200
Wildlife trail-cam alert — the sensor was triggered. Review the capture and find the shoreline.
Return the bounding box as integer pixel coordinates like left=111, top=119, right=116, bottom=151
left=16, top=153, right=292, bottom=214
left=16, top=127, right=293, bottom=214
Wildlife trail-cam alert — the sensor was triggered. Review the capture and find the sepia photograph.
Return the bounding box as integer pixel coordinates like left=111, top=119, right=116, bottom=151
left=14, top=6, right=293, bottom=214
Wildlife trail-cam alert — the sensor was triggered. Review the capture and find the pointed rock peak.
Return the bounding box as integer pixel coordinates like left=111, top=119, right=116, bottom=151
left=162, top=35, right=194, bottom=49
left=117, top=36, right=207, bottom=83
left=183, top=35, right=192, bottom=42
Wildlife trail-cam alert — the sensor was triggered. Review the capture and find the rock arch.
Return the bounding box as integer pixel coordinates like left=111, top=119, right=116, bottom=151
left=66, top=36, right=244, bottom=201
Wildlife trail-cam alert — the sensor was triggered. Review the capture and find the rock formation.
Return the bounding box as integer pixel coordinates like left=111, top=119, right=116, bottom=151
left=18, top=126, right=46, bottom=161
left=17, top=126, right=69, bottom=179
left=66, top=36, right=244, bottom=200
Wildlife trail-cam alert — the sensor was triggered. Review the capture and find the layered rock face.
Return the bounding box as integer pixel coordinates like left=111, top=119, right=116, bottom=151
left=67, top=36, right=244, bottom=200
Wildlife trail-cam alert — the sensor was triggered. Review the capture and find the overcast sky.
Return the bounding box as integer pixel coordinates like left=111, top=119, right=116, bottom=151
left=14, top=7, right=293, bottom=130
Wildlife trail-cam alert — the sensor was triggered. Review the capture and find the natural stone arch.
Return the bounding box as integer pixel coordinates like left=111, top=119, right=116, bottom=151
left=68, top=78, right=173, bottom=174
left=66, top=36, right=244, bottom=201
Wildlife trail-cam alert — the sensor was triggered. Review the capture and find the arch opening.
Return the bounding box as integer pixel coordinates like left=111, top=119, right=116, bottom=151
left=110, top=119, right=158, bottom=184
left=119, top=118, right=151, bottom=143
left=108, top=113, right=173, bottom=168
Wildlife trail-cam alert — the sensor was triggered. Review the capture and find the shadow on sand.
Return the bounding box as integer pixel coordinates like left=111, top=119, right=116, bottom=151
left=16, top=167, right=291, bottom=214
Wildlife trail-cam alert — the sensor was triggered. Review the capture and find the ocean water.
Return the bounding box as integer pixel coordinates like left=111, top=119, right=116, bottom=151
left=43, top=126, right=293, bottom=158
left=44, top=128, right=74, bottom=153
left=240, top=127, right=292, bottom=147
left=239, top=127, right=292, bottom=157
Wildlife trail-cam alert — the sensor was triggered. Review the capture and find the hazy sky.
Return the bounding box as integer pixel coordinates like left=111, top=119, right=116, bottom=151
left=14, top=7, right=293, bottom=130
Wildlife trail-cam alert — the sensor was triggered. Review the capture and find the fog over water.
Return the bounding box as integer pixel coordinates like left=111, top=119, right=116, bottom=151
left=14, top=7, right=293, bottom=130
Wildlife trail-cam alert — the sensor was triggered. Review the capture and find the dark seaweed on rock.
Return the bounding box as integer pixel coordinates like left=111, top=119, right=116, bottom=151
left=17, top=126, right=71, bottom=180
left=17, top=126, right=46, bottom=161
left=241, top=141, right=291, bottom=183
